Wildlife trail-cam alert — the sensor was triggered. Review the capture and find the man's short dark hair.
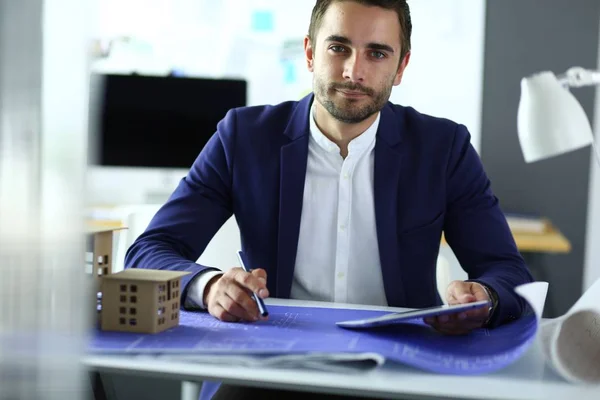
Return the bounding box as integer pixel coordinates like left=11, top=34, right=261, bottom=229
left=308, top=0, right=412, bottom=61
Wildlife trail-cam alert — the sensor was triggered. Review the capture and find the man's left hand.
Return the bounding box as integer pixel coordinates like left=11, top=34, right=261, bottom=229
left=424, top=280, right=491, bottom=335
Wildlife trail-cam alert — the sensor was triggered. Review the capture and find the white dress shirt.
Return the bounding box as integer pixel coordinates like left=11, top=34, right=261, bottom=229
left=290, top=103, right=387, bottom=306
left=187, top=102, right=387, bottom=308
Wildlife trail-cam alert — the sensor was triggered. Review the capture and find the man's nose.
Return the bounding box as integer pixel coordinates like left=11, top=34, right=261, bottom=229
left=343, top=52, right=366, bottom=83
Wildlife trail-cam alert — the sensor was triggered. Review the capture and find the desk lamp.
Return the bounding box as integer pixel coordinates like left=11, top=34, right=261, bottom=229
left=517, top=68, right=600, bottom=386
left=517, top=66, right=600, bottom=165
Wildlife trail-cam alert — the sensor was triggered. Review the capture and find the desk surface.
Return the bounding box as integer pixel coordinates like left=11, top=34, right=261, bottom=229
left=85, top=299, right=597, bottom=400
left=441, top=223, right=571, bottom=254
left=510, top=224, right=571, bottom=253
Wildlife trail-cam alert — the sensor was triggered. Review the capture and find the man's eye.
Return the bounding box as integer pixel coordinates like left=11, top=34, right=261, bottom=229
left=330, top=45, right=346, bottom=53
left=371, top=51, right=386, bottom=59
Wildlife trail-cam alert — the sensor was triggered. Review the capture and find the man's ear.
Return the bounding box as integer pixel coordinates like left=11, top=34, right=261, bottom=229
left=393, top=51, right=411, bottom=86
left=304, top=35, right=315, bottom=72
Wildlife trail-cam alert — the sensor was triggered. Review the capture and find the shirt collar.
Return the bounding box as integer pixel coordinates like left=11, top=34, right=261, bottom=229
left=308, top=100, right=380, bottom=155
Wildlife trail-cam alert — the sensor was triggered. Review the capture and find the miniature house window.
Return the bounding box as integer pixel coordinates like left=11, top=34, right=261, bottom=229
left=120, top=284, right=126, bottom=292
left=97, top=268, right=103, bottom=276
left=97, top=256, right=103, bottom=265
left=174, top=301, right=179, bottom=309
left=129, top=318, right=137, bottom=326
left=120, top=307, right=126, bottom=314
left=119, top=317, right=126, bottom=325
left=103, top=268, right=108, bottom=275
left=130, top=285, right=137, bottom=292
left=130, top=308, right=137, bottom=315
left=159, top=285, right=165, bottom=293
left=130, top=296, right=137, bottom=303
left=103, top=255, right=109, bottom=265
left=120, top=295, right=126, bottom=302
left=172, top=281, right=177, bottom=288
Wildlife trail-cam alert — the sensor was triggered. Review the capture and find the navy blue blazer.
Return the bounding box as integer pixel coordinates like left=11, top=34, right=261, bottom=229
left=125, top=93, right=533, bottom=327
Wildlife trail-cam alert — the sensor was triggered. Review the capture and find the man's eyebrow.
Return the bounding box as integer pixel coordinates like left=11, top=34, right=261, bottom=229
left=324, top=35, right=395, bottom=53
left=367, top=42, right=395, bottom=54
left=325, top=35, right=352, bottom=45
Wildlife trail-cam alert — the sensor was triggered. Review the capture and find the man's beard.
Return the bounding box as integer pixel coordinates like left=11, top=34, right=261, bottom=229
left=314, top=76, right=393, bottom=124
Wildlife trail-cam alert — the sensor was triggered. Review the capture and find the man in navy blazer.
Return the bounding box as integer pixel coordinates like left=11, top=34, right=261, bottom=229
left=126, top=0, right=532, bottom=396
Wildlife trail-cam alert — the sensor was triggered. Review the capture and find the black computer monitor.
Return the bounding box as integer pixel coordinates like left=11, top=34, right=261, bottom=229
left=90, top=73, right=247, bottom=169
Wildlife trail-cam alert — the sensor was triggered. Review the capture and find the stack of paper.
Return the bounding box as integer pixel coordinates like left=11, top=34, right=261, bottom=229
left=505, top=213, right=549, bottom=233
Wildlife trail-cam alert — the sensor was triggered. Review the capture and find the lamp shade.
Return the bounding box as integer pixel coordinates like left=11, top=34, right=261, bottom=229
left=517, top=71, right=594, bottom=163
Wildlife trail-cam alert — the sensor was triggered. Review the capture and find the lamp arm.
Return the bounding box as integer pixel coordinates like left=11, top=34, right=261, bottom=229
left=558, top=67, right=600, bottom=88
left=558, top=67, right=600, bottom=168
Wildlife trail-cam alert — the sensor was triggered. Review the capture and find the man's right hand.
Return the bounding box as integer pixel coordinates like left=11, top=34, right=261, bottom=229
left=203, top=267, right=269, bottom=322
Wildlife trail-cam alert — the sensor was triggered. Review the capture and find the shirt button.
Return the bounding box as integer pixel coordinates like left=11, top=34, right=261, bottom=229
left=339, top=225, right=346, bottom=231
left=343, top=173, right=349, bottom=179
left=337, top=272, right=345, bottom=279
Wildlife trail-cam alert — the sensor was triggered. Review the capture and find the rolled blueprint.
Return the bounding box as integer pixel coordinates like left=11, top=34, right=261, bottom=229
left=539, top=278, right=600, bottom=384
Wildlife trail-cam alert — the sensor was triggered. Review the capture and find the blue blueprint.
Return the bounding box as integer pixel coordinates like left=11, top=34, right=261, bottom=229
left=90, top=305, right=538, bottom=375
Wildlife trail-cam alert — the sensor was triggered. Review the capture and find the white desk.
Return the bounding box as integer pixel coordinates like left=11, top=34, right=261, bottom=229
left=84, top=299, right=599, bottom=400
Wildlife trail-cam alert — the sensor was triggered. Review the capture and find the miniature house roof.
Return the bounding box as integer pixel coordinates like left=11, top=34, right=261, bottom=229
left=102, top=269, right=190, bottom=282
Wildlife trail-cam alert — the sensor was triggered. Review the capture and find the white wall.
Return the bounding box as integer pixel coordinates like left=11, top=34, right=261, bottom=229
left=88, top=0, right=487, bottom=206
left=390, top=0, right=486, bottom=152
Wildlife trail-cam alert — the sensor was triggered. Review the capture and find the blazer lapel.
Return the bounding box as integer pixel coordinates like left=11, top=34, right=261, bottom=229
left=276, top=95, right=312, bottom=298
left=374, top=104, right=407, bottom=306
